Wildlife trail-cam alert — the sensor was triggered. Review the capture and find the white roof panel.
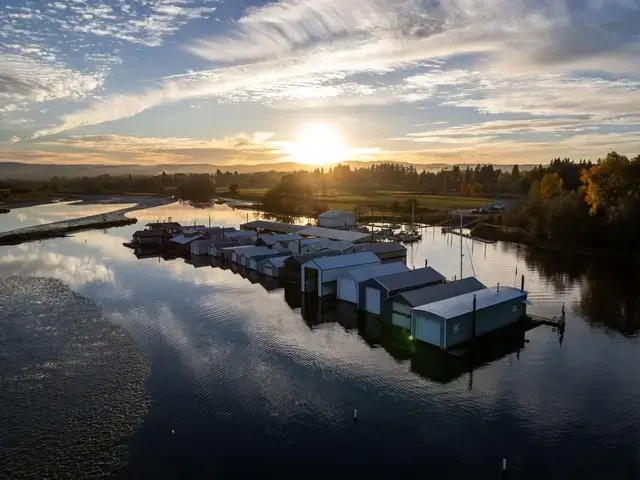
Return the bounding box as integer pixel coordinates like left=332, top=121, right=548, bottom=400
left=319, top=210, right=353, bottom=218
left=297, top=226, right=370, bottom=243
left=412, top=286, right=527, bottom=320
left=340, top=262, right=409, bottom=282
left=305, top=252, right=380, bottom=270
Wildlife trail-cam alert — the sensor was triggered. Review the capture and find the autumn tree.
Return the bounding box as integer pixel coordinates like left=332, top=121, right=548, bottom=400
left=540, top=173, right=564, bottom=199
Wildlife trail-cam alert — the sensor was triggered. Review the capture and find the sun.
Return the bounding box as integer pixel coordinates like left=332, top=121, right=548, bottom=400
left=290, top=123, right=349, bottom=165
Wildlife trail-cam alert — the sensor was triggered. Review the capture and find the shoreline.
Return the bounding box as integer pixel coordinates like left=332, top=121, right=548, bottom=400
left=470, top=223, right=640, bottom=258
left=0, top=196, right=173, bottom=246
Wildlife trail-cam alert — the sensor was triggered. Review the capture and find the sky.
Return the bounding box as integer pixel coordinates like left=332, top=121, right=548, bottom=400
left=1, top=0, right=640, bottom=167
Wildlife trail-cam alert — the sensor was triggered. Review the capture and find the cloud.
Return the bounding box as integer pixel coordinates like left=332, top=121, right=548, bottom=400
left=16, top=0, right=640, bottom=145
left=0, top=54, right=104, bottom=111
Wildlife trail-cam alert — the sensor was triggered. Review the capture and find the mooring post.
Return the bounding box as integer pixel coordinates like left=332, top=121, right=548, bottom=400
left=520, top=275, right=525, bottom=293
left=502, top=458, right=507, bottom=479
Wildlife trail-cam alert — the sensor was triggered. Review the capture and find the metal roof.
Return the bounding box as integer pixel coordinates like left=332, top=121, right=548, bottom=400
left=238, top=246, right=272, bottom=258
left=296, top=226, right=371, bottom=243
left=353, top=242, right=407, bottom=255
left=133, top=230, right=165, bottom=237
left=225, top=231, right=257, bottom=238
left=221, top=244, right=261, bottom=253
left=340, top=261, right=409, bottom=282
left=261, top=255, right=291, bottom=268
left=258, top=233, right=302, bottom=246
left=240, top=220, right=306, bottom=234
left=170, top=234, right=202, bottom=245
left=318, top=210, right=353, bottom=218
left=413, top=285, right=527, bottom=320
left=374, top=267, right=446, bottom=292
left=304, top=252, right=380, bottom=270
left=395, top=277, right=486, bottom=307
left=146, top=222, right=181, bottom=228
left=284, top=251, right=343, bottom=267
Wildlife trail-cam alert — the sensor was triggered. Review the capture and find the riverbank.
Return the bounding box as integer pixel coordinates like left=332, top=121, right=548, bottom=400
left=470, top=223, right=640, bottom=258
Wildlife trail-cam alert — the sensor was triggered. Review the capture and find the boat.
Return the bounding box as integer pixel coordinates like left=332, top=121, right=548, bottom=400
left=390, top=224, right=401, bottom=230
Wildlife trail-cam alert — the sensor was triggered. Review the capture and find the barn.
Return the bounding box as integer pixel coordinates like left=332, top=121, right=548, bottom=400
left=352, top=242, right=407, bottom=264
left=318, top=210, right=356, bottom=228
left=358, top=267, right=446, bottom=315
left=281, top=251, right=343, bottom=283
left=259, top=255, right=291, bottom=278
left=410, top=285, right=529, bottom=348
left=388, top=277, right=486, bottom=329
left=301, top=252, right=380, bottom=297
left=337, top=262, right=409, bottom=304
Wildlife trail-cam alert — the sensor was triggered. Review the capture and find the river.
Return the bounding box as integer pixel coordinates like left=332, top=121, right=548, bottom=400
left=1, top=201, right=639, bottom=478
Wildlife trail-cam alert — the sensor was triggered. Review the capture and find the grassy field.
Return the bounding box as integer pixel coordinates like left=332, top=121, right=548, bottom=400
left=225, top=187, right=494, bottom=213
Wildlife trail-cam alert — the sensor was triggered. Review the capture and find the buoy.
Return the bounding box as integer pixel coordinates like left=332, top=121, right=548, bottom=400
left=353, top=409, right=358, bottom=421
left=171, top=429, right=175, bottom=434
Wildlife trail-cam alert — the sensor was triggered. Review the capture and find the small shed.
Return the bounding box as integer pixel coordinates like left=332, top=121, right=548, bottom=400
left=358, top=267, right=447, bottom=315
left=318, top=210, right=356, bottom=228
left=410, top=285, right=529, bottom=348
left=337, top=262, right=409, bottom=304
left=259, top=255, right=291, bottom=278
left=353, top=242, right=407, bottom=264
left=237, top=246, right=273, bottom=267
left=208, top=238, right=241, bottom=257
left=389, top=277, right=486, bottom=329
left=247, top=251, right=288, bottom=271
left=302, top=252, right=380, bottom=297
left=281, top=251, right=343, bottom=284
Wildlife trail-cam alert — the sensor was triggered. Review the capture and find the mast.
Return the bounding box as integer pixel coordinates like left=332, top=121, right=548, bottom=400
left=459, top=210, right=463, bottom=278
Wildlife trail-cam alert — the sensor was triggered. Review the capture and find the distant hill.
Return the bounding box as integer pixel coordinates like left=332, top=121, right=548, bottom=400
left=0, top=161, right=537, bottom=180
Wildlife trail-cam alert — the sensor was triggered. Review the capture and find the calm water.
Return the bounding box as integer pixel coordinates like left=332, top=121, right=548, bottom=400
left=1, top=202, right=639, bottom=478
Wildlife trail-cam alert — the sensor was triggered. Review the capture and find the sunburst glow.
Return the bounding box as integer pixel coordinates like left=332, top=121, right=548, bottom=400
left=290, top=124, right=349, bottom=165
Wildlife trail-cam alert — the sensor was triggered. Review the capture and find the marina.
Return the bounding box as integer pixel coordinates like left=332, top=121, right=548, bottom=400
left=122, top=214, right=546, bottom=351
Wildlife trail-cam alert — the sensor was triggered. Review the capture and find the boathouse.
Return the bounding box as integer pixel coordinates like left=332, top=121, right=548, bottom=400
left=281, top=251, right=343, bottom=283
left=256, top=233, right=302, bottom=248
left=337, top=262, right=409, bottom=304
left=146, top=222, right=182, bottom=234
left=318, top=210, right=356, bottom=228
left=246, top=251, right=289, bottom=271
left=259, top=255, right=291, bottom=278
left=302, top=252, right=380, bottom=297
left=237, top=246, right=273, bottom=267
left=221, top=245, right=260, bottom=263
left=358, top=267, right=447, bottom=315
left=207, top=238, right=241, bottom=257
left=132, top=230, right=167, bottom=245
left=388, top=277, right=486, bottom=329
left=352, top=242, right=407, bottom=264
left=410, top=285, right=529, bottom=348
